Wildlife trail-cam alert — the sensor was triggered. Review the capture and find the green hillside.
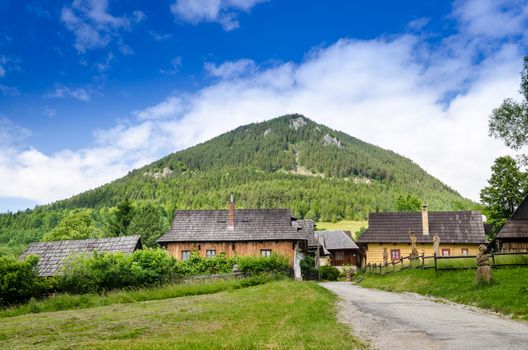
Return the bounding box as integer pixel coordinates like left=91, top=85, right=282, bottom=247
left=0, top=114, right=475, bottom=256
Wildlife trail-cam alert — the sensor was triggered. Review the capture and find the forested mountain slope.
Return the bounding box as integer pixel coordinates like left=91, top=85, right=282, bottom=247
left=0, top=114, right=475, bottom=256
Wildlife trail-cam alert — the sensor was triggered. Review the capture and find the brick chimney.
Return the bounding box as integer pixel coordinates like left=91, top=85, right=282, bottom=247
left=422, top=205, right=429, bottom=236
left=228, top=193, right=235, bottom=229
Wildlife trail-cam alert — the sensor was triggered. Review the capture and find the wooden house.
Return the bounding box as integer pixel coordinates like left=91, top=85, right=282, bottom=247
left=19, top=235, right=142, bottom=277
left=358, top=206, right=486, bottom=264
left=156, top=195, right=311, bottom=271
left=495, top=195, right=528, bottom=252
left=314, top=231, right=361, bottom=267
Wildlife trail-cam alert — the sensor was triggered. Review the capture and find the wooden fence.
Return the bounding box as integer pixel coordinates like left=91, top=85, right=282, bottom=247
left=363, top=251, right=528, bottom=275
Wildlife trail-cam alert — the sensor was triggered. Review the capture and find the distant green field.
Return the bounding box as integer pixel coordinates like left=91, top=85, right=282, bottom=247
left=316, top=220, right=368, bottom=239
left=0, top=281, right=366, bottom=349
left=359, top=267, right=528, bottom=320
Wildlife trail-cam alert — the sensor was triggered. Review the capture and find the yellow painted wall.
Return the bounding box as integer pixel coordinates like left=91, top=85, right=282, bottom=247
left=365, top=243, right=481, bottom=264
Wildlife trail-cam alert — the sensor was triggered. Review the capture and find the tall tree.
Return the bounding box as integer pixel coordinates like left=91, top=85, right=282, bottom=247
left=127, top=203, right=170, bottom=247
left=395, top=194, right=421, bottom=212
left=489, top=56, right=528, bottom=151
left=41, top=210, right=100, bottom=241
left=109, top=199, right=134, bottom=236
left=480, top=156, right=528, bottom=236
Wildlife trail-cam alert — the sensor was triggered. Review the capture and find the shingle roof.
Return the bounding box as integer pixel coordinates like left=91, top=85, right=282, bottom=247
left=157, top=209, right=308, bottom=243
left=359, top=211, right=485, bottom=244
left=316, top=231, right=360, bottom=250
left=19, top=235, right=142, bottom=277
left=497, top=196, right=528, bottom=239
left=296, top=219, right=316, bottom=244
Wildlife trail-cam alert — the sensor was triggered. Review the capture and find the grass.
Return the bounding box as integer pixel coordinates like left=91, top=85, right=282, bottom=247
left=0, top=275, right=275, bottom=319
left=316, top=220, right=367, bottom=238
left=0, top=280, right=366, bottom=349
left=359, top=267, right=528, bottom=320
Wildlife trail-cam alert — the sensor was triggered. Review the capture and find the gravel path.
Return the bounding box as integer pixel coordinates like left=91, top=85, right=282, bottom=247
left=320, top=282, right=528, bottom=350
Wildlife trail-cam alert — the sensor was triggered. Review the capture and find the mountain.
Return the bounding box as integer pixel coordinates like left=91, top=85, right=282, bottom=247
left=0, top=114, right=475, bottom=255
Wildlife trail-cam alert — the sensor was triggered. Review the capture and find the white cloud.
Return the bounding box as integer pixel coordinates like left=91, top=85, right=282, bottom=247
left=46, top=84, right=91, bottom=102
left=61, top=0, right=140, bottom=52
left=160, top=56, right=183, bottom=75
left=170, top=0, right=266, bottom=30
left=1, top=0, right=527, bottom=207
left=204, top=59, right=256, bottom=79
left=0, top=84, right=20, bottom=96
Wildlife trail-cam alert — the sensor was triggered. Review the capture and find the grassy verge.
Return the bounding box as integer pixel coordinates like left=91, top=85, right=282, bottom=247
left=316, top=220, right=367, bottom=238
left=359, top=267, right=528, bottom=320
left=0, top=275, right=275, bottom=319
left=0, top=280, right=366, bottom=349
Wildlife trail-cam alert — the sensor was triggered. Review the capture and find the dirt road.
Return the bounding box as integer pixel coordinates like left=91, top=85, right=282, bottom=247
left=321, top=282, right=528, bottom=350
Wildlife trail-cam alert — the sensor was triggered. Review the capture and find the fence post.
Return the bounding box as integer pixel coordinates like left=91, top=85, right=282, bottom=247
left=491, top=253, right=495, bottom=266
left=434, top=253, right=437, bottom=271
left=421, top=253, right=425, bottom=268
left=379, top=263, right=382, bottom=275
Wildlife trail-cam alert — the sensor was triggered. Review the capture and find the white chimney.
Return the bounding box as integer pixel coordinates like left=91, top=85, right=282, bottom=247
left=422, top=205, right=429, bottom=236
left=228, top=193, right=235, bottom=229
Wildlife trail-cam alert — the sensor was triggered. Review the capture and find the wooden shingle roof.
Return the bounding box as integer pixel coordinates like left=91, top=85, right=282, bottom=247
left=359, top=211, right=485, bottom=244
left=497, top=196, right=528, bottom=239
left=157, top=209, right=309, bottom=243
left=20, top=235, right=142, bottom=277
left=316, top=231, right=359, bottom=250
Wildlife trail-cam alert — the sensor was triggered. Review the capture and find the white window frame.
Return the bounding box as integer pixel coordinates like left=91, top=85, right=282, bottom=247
left=206, top=249, right=216, bottom=257
left=182, top=250, right=190, bottom=261
left=260, top=249, right=272, bottom=257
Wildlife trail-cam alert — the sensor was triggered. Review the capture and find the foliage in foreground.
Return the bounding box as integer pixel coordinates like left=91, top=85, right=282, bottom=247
left=359, top=267, right=528, bottom=320
left=0, top=280, right=366, bottom=349
left=0, top=274, right=282, bottom=319
left=320, top=265, right=340, bottom=281
left=0, top=255, right=51, bottom=306
left=0, top=249, right=290, bottom=306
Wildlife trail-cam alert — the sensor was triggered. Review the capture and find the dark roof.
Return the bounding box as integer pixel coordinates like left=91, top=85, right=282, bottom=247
left=359, top=211, right=485, bottom=244
left=497, top=195, right=528, bottom=239
left=20, top=235, right=142, bottom=277
left=316, top=231, right=359, bottom=250
left=296, top=219, right=317, bottom=245
left=157, top=209, right=309, bottom=243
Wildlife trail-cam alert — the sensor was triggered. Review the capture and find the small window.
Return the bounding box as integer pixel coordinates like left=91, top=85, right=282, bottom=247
left=181, top=250, right=190, bottom=261
left=232, top=244, right=236, bottom=251
left=335, top=251, right=345, bottom=260
left=461, top=248, right=468, bottom=256
left=442, top=249, right=450, bottom=257
left=206, top=250, right=216, bottom=257
left=390, top=249, right=400, bottom=260
left=261, top=249, right=272, bottom=257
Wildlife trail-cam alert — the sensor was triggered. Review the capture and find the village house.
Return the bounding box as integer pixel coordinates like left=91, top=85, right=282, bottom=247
left=358, top=206, right=486, bottom=264
left=19, top=235, right=142, bottom=276
left=313, top=230, right=361, bottom=267
left=156, top=195, right=312, bottom=274
left=494, top=195, right=528, bottom=252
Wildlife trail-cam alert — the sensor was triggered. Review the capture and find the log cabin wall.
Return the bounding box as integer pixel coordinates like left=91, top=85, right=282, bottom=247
left=165, top=241, right=297, bottom=265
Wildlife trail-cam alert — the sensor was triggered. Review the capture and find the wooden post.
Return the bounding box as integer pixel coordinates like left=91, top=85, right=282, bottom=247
left=434, top=253, right=437, bottom=271
left=421, top=252, right=425, bottom=268
left=491, top=253, right=495, bottom=267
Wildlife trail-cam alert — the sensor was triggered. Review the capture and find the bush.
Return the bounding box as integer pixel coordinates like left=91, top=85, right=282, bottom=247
left=56, top=248, right=179, bottom=294
left=320, top=265, right=340, bottom=281
left=300, top=255, right=318, bottom=280
left=0, top=255, right=50, bottom=306
left=236, top=255, right=289, bottom=275
left=176, top=252, right=237, bottom=276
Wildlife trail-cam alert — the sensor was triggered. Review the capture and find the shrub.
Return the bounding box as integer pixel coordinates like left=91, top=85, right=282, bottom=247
left=176, top=252, right=237, bottom=276
left=237, top=255, right=289, bottom=275
left=57, top=248, right=179, bottom=294
left=320, top=265, right=340, bottom=281
left=300, top=255, right=318, bottom=280
left=0, top=255, right=50, bottom=306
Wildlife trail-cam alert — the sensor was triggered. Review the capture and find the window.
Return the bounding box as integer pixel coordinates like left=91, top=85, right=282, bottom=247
left=442, top=249, right=450, bottom=257
left=181, top=250, right=190, bottom=261
left=335, top=251, right=345, bottom=260
left=461, top=248, right=468, bottom=256
left=390, top=249, right=400, bottom=260
left=261, top=249, right=272, bottom=257
left=206, top=250, right=216, bottom=257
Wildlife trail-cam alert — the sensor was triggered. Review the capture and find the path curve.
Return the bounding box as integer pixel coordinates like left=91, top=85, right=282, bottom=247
left=321, top=282, right=528, bottom=350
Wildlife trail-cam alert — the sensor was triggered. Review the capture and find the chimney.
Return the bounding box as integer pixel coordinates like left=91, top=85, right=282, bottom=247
left=422, top=205, right=429, bottom=236
left=228, top=193, right=235, bottom=229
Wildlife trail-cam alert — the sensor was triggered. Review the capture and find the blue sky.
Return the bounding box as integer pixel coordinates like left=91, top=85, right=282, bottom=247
left=0, top=0, right=526, bottom=212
